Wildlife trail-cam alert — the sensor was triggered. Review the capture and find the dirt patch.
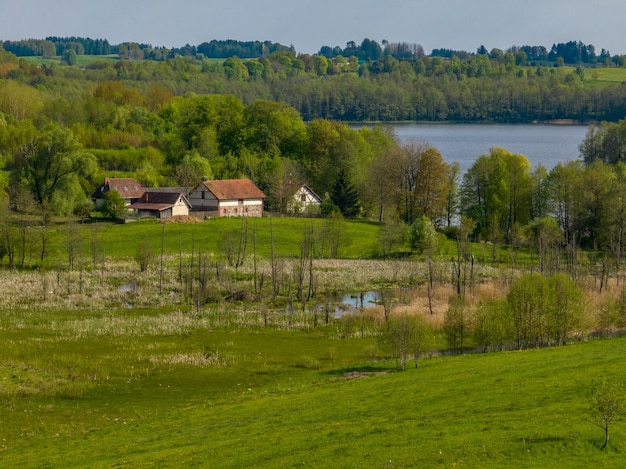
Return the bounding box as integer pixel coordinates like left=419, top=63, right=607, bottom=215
left=342, top=371, right=388, bottom=380
left=159, top=215, right=204, bottom=224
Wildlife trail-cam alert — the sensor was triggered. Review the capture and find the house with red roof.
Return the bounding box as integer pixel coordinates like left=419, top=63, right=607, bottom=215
left=189, top=178, right=266, bottom=217
left=92, top=177, right=145, bottom=209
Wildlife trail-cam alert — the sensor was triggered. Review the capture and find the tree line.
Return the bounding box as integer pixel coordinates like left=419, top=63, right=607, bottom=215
left=3, top=36, right=622, bottom=66
left=2, top=45, right=626, bottom=123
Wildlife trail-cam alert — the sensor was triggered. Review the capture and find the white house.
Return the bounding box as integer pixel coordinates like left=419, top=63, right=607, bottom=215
left=286, top=183, right=322, bottom=214
left=189, top=178, right=266, bottom=217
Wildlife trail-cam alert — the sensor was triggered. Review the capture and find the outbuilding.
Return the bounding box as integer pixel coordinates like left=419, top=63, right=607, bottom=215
left=129, top=190, right=191, bottom=219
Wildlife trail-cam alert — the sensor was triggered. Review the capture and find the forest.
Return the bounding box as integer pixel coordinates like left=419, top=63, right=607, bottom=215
left=2, top=37, right=626, bottom=123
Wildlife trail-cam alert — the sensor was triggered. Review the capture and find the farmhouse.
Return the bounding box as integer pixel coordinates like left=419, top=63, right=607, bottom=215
left=189, top=178, right=266, bottom=217
left=286, top=183, right=322, bottom=214
left=92, top=177, right=145, bottom=208
left=128, top=190, right=191, bottom=219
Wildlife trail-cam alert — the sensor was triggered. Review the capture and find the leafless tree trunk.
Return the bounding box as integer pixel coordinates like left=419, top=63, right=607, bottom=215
left=253, top=220, right=258, bottom=294
left=427, top=256, right=434, bottom=315
left=18, top=216, right=27, bottom=269
left=380, top=289, right=397, bottom=323
left=270, top=214, right=278, bottom=298
left=235, top=216, right=248, bottom=269
left=66, top=222, right=81, bottom=271
left=41, top=215, right=48, bottom=265
left=160, top=223, right=165, bottom=296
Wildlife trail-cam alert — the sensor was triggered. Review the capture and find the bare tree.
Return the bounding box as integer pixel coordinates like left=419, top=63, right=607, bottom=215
left=66, top=222, right=82, bottom=271
left=380, top=288, right=397, bottom=323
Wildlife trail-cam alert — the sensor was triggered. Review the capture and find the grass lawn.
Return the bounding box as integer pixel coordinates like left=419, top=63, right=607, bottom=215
left=30, top=216, right=383, bottom=268
left=587, top=67, right=626, bottom=84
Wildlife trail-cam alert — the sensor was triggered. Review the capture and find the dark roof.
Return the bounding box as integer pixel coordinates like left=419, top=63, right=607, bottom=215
left=93, top=177, right=145, bottom=199
left=129, top=191, right=190, bottom=211
left=145, top=186, right=190, bottom=194
left=200, top=179, right=266, bottom=200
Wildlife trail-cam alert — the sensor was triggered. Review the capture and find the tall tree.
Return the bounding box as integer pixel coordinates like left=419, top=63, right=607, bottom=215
left=330, top=169, right=360, bottom=218
left=460, top=147, right=531, bottom=240
left=14, top=124, right=97, bottom=212
left=391, top=139, right=450, bottom=225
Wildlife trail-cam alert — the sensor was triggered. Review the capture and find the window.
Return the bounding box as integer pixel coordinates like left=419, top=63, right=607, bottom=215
left=238, top=199, right=244, bottom=204
left=301, top=194, right=306, bottom=202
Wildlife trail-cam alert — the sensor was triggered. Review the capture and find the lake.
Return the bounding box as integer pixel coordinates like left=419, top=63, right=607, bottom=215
left=369, top=123, right=591, bottom=172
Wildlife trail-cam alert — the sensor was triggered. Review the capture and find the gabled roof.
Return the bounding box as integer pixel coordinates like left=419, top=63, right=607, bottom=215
left=296, top=183, right=322, bottom=203
left=94, top=177, right=145, bottom=199
left=199, top=179, right=266, bottom=200
left=129, top=191, right=191, bottom=211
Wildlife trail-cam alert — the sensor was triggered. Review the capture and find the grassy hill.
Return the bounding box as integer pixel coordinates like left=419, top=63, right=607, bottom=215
left=1, top=301, right=624, bottom=468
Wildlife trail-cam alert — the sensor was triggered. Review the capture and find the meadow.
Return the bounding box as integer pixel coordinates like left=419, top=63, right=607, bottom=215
left=1, top=301, right=625, bottom=468
left=1, top=217, right=625, bottom=467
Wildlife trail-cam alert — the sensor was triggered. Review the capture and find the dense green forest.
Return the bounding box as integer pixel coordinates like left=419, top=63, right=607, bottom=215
left=2, top=36, right=626, bottom=266
left=2, top=37, right=626, bottom=122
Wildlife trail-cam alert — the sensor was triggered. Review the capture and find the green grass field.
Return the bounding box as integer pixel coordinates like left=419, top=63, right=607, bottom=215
left=1, top=218, right=624, bottom=467
left=18, top=215, right=536, bottom=271
left=17, top=216, right=383, bottom=270
left=1, top=299, right=625, bottom=468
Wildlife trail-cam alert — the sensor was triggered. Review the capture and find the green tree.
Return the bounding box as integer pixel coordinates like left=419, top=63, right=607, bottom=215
left=589, top=377, right=626, bottom=449
left=507, top=274, right=549, bottom=349
left=547, top=273, right=586, bottom=345
left=174, top=151, right=213, bottom=187
left=377, top=211, right=406, bottom=258
left=409, top=215, right=442, bottom=255
left=391, top=139, right=450, bottom=225
left=244, top=100, right=307, bottom=159
left=506, top=272, right=585, bottom=349
left=330, top=169, right=360, bottom=218
left=444, top=297, right=468, bottom=354
left=62, top=49, right=77, bottom=66
left=0, top=80, right=44, bottom=120
left=15, top=125, right=97, bottom=210
left=135, top=238, right=155, bottom=272
left=101, top=190, right=126, bottom=219
left=444, top=161, right=461, bottom=227
left=471, top=299, right=511, bottom=352
left=460, top=147, right=531, bottom=240
left=223, top=56, right=249, bottom=80
left=380, top=314, right=431, bottom=370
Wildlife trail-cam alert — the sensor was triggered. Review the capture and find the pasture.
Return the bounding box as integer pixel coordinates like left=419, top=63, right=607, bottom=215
left=0, top=217, right=625, bottom=467
left=1, top=299, right=625, bottom=467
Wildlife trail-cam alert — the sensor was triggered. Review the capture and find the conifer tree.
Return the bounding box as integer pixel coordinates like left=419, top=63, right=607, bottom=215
left=330, top=169, right=360, bottom=218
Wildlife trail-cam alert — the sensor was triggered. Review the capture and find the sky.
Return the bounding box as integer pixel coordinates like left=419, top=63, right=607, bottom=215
left=2, top=0, right=626, bottom=55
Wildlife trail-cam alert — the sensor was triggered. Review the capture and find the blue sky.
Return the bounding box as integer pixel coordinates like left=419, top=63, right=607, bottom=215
left=2, top=0, right=626, bottom=55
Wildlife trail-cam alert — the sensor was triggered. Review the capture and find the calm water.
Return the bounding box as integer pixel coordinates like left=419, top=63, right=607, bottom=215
left=383, top=123, right=590, bottom=172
